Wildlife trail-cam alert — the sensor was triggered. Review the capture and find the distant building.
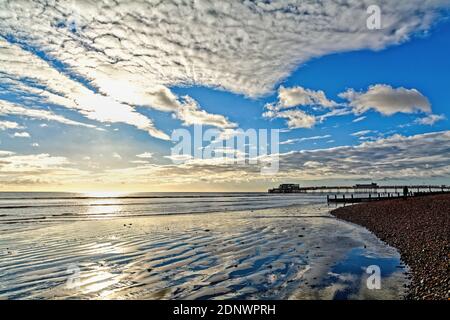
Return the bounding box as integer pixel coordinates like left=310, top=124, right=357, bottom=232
left=268, top=184, right=301, bottom=193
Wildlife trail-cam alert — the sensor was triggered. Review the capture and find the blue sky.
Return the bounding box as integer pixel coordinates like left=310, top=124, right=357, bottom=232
left=0, top=1, right=449, bottom=191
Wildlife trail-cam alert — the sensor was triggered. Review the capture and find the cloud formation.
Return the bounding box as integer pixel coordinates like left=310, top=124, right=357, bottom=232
left=0, top=151, right=88, bottom=186
left=96, top=131, right=450, bottom=187
left=136, top=152, right=154, bottom=159
left=415, top=114, right=446, bottom=125
left=13, top=131, right=30, bottom=138
left=174, top=96, right=236, bottom=129
left=0, top=100, right=96, bottom=128
left=280, top=135, right=332, bottom=145
left=276, top=86, right=336, bottom=109
left=0, top=39, right=170, bottom=139
left=2, top=0, right=446, bottom=97
left=0, top=120, right=23, bottom=130
left=339, top=84, right=431, bottom=115
left=265, top=83, right=436, bottom=129
left=2, top=130, right=449, bottom=188
left=263, top=109, right=316, bottom=129
left=0, top=0, right=447, bottom=141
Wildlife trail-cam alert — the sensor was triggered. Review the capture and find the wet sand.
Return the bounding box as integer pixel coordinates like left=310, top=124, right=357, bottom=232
left=331, top=194, right=450, bottom=300
left=0, top=204, right=408, bottom=300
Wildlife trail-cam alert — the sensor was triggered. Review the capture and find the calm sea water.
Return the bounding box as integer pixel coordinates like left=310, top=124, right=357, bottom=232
left=0, top=192, right=326, bottom=231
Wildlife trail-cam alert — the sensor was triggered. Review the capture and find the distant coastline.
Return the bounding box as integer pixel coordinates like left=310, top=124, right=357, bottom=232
left=331, top=194, right=450, bottom=300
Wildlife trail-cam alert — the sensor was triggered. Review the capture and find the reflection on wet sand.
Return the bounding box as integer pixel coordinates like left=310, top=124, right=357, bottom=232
left=0, top=204, right=409, bottom=300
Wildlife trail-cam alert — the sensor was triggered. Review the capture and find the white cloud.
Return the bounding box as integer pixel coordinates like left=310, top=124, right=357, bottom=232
left=130, top=160, right=150, bottom=165
left=339, top=85, right=431, bottom=115
left=414, top=114, right=446, bottom=125
left=99, top=131, right=450, bottom=186
left=352, top=116, right=366, bottom=123
left=13, top=131, right=30, bottom=138
left=317, top=108, right=353, bottom=122
left=112, top=152, right=122, bottom=160
left=276, top=86, right=336, bottom=109
left=0, top=0, right=447, bottom=99
left=2, top=131, right=449, bottom=188
left=0, top=150, right=15, bottom=157
left=280, top=135, right=332, bottom=145
left=0, top=120, right=23, bottom=130
left=0, top=100, right=96, bottom=128
left=263, top=109, right=316, bottom=129
left=351, top=130, right=374, bottom=137
left=0, top=1, right=446, bottom=142
left=136, top=152, right=154, bottom=159
left=0, top=151, right=90, bottom=186
left=174, top=96, right=236, bottom=128
left=0, top=39, right=169, bottom=140
left=31, top=143, right=39, bottom=147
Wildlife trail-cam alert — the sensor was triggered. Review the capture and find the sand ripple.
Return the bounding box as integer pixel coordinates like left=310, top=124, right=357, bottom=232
left=0, top=205, right=409, bottom=300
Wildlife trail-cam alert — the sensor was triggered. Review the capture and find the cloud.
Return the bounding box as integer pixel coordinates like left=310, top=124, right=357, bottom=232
left=0, top=100, right=96, bottom=128
left=0, top=0, right=447, bottom=100
left=317, top=108, right=353, bottom=122
left=265, top=83, right=436, bottom=128
left=0, top=39, right=169, bottom=140
left=276, top=86, right=336, bottom=109
left=0, top=151, right=90, bottom=186
left=136, top=152, right=154, bottom=159
left=13, top=131, right=30, bottom=138
left=130, top=160, right=150, bottom=165
left=263, top=109, right=316, bottom=129
left=0, top=150, right=15, bottom=157
left=174, top=96, right=237, bottom=128
left=263, top=86, right=340, bottom=129
left=280, top=135, right=332, bottom=145
left=414, top=114, right=446, bottom=125
left=98, top=131, right=450, bottom=186
left=0, top=152, right=69, bottom=173
left=0, top=1, right=446, bottom=142
left=0, top=120, right=23, bottom=130
left=351, top=130, right=374, bottom=137
left=339, top=85, right=431, bottom=115
left=352, top=116, right=366, bottom=123
left=276, top=131, right=450, bottom=180
left=3, top=131, right=449, bottom=188
left=112, top=152, right=122, bottom=160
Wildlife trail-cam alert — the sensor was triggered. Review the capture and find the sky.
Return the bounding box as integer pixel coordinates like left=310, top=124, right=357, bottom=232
left=0, top=0, right=450, bottom=192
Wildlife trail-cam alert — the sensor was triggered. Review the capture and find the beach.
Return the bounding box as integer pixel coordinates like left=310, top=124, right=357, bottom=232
left=332, top=194, right=450, bottom=300
left=0, top=193, right=409, bottom=300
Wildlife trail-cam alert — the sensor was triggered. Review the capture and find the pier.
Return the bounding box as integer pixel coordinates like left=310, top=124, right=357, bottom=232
left=268, top=183, right=450, bottom=204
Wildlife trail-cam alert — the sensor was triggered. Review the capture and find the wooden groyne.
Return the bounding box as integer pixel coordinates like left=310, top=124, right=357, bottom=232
left=327, top=190, right=450, bottom=204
